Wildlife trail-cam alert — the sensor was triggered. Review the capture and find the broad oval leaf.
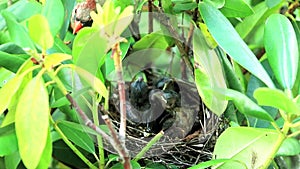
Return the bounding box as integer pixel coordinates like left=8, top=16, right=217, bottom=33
left=213, top=127, right=283, bottom=169
left=224, top=89, right=274, bottom=121
left=44, top=53, right=72, bottom=71
left=57, top=121, right=95, bottom=153
left=0, top=75, right=24, bottom=115
left=74, top=65, right=108, bottom=99
left=219, top=0, right=254, bottom=17
left=1, top=11, right=35, bottom=50
left=0, top=124, right=18, bottom=156
left=42, top=0, right=64, bottom=36
left=199, top=2, right=275, bottom=88
left=193, top=29, right=227, bottom=115
left=254, top=88, right=300, bottom=115
left=28, top=14, right=54, bottom=50
left=264, top=14, right=299, bottom=89
left=15, top=76, right=49, bottom=169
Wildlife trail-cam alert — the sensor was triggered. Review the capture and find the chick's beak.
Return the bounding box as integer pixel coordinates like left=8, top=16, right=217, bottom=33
left=73, top=20, right=83, bottom=34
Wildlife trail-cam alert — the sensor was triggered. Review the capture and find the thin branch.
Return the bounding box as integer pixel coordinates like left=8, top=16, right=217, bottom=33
left=148, top=0, right=153, bottom=33
left=112, top=43, right=127, bottom=149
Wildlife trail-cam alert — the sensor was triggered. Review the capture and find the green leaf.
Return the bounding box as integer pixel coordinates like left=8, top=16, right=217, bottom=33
left=0, top=51, right=29, bottom=73
left=59, top=0, right=76, bottom=39
left=110, top=160, right=141, bottom=169
left=133, top=32, right=173, bottom=50
left=254, top=88, right=300, bottom=115
left=277, top=137, right=300, bottom=156
left=4, top=151, right=21, bottom=169
left=0, top=0, right=42, bottom=31
left=1, top=11, right=35, bottom=49
left=198, top=2, right=275, bottom=88
left=15, top=76, right=49, bottom=169
left=72, top=27, right=107, bottom=75
left=0, top=67, right=15, bottom=88
left=213, top=127, right=283, bottom=169
left=188, top=159, right=247, bottom=169
left=0, top=124, right=18, bottom=156
left=235, top=1, right=281, bottom=39
left=43, top=53, right=72, bottom=71
left=47, top=36, right=72, bottom=55
left=203, top=0, right=225, bottom=8
left=173, top=1, right=197, bottom=13
left=36, top=129, right=52, bottom=169
left=42, top=0, right=64, bottom=36
left=264, top=14, right=299, bottom=89
left=0, top=75, right=24, bottom=115
left=219, top=0, right=254, bottom=17
left=28, top=14, right=54, bottom=50
left=193, top=29, right=227, bottom=115
left=74, top=65, right=108, bottom=99
left=224, top=89, right=274, bottom=121
left=266, top=0, right=281, bottom=8
left=57, top=121, right=95, bottom=153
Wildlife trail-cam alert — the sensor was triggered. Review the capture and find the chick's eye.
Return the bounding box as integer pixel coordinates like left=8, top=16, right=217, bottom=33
left=74, top=9, right=77, bottom=14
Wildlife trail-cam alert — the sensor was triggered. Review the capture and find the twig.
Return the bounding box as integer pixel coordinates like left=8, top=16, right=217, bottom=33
left=148, top=0, right=153, bottom=33
left=102, top=115, right=131, bottom=169
left=112, top=43, right=127, bottom=148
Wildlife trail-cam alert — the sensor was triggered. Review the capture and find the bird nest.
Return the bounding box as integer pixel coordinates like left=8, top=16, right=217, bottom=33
left=105, top=69, right=225, bottom=168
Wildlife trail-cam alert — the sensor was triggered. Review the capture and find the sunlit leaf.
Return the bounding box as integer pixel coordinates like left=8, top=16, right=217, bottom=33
left=0, top=75, right=24, bottom=115
left=1, top=11, right=35, bottom=49
left=254, top=88, right=300, bottom=115
left=44, top=53, right=72, bottom=70
left=193, top=29, right=227, bottom=115
left=28, top=14, right=54, bottom=50
left=0, top=124, right=18, bottom=156
left=36, top=129, right=52, bottom=169
left=264, top=14, right=299, bottom=89
left=42, top=0, right=64, bottom=36
left=74, top=65, right=108, bottom=99
left=15, top=76, right=49, bottom=169
left=220, top=0, right=253, bottom=17
left=114, top=5, right=134, bottom=36
left=213, top=127, right=283, bottom=168
left=266, top=0, right=281, bottom=8
left=198, top=2, right=275, bottom=88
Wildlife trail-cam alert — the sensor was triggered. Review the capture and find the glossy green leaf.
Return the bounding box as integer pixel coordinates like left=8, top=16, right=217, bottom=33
left=1, top=11, right=35, bottom=49
left=44, top=53, right=72, bottom=70
left=28, top=14, right=54, bottom=50
left=47, top=36, right=72, bottom=55
left=224, top=89, right=274, bottom=121
left=277, top=137, right=300, bottom=156
left=15, top=76, right=49, bottom=169
left=59, top=0, right=76, bottom=39
left=0, top=51, right=29, bottom=73
left=42, top=0, right=64, bottom=36
left=72, top=27, right=107, bottom=75
left=0, top=75, right=24, bottom=115
left=199, top=2, right=275, bottom=88
left=188, top=159, right=246, bottom=169
left=110, top=160, right=141, bottom=169
left=193, top=29, right=227, bottom=115
left=0, top=67, right=15, bottom=88
left=203, top=0, right=225, bottom=8
left=0, top=124, right=18, bottom=156
left=5, top=151, right=21, bottom=169
left=36, top=129, right=52, bottom=169
left=173, top=1, right=197, bottom=13
left=219, top=0, right=253, bottom=17
left=0, top=0, right=42, bottom=31
left=213, top=127, right=283, bottom=168
left=114, top=5, right=134, bottom=36
left=57, top=121, right=96, bottom=153
left=0, top=42, right=26, bottom=54
left=264, top=14, right=299, bottom=89
left=266, top=0, right=281, bottom=8
left=254, top=88, right=300, bottom=115
left=291, top=21, right=300, bottom=95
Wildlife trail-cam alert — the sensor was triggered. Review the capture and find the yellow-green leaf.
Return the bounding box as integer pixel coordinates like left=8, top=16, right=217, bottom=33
left=0, top=75, right=24, bottom=115
left=28, top=14, right=54, bottom=50
left=44, top=53, right=72, bottom=70
left=15, top=76, right=49, bottom=169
